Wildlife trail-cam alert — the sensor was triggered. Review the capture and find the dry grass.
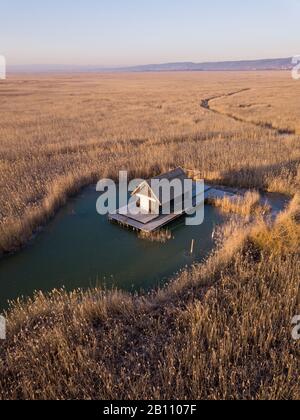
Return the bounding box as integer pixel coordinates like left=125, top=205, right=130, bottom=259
left=0, top=71, right=300, bottom=400
left=138, top=229, right=173, bottom=243
left=211, top=83, right=300, bottom=135
left=0, top=72, right=299, bottom=254
left=209, top=191, right=271, bottom=217
left=251, top=194, right=300, bottom=255
left=0, top=201, right=299, bottom=400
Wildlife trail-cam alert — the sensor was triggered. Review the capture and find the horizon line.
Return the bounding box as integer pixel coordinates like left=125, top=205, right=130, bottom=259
left=6, top=56, right=293, bottom=69
left=6, top=57, right=293, bottom=74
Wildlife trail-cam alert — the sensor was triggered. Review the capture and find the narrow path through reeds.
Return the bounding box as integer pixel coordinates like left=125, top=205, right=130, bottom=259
left=200, top=89, right=296, bottom=135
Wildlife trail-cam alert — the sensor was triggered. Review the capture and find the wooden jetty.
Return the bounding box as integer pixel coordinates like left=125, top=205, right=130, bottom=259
left=109, top=168, right=237, bottom=233
left=109, top=185, right=212, bottom=233
left=109, top=189, right=236, bottom=232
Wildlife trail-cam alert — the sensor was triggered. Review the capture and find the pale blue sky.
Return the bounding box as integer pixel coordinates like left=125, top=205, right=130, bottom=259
left=1, top=0, right=299, bottom=66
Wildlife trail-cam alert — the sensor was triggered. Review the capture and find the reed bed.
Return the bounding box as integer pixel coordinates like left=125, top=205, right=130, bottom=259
left=138, top=229, right=173, bottom=243
left=0, top=72, right=299, bottom=254
left=209, top=191, right=271, bottom=217
left=0, top=71, right=299, bottom=400
left=0, top=198, right=299, bottom=400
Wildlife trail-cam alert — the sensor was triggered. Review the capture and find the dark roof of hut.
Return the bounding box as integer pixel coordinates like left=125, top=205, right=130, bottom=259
left=147, top=167, right=187, bottom=185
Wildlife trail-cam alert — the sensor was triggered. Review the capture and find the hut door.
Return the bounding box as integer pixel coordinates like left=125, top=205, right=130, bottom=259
left=140, top=196, right=150, bottom=213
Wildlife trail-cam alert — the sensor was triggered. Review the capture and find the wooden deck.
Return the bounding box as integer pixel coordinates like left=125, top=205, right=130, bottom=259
left=109, top=183, right=235, bottom=233
left=109, top=209, right=187, bottom=233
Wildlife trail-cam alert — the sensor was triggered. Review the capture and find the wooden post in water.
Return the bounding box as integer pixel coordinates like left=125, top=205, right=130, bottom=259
left=190, top=239, right=195, bottom=255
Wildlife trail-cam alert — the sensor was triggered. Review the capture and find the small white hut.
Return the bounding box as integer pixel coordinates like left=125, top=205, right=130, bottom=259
left=131, top=167, right=188, bottom=215
left=109, top=167, right=209, bottom=232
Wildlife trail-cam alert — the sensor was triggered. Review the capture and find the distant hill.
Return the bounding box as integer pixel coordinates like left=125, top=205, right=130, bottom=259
left=8, top=58, right=293, bottom=74
left=120, top=58, right=293, bottom=72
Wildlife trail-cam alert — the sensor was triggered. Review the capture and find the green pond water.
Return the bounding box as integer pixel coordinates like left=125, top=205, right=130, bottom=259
left=0, top=186, right=288, bottom=310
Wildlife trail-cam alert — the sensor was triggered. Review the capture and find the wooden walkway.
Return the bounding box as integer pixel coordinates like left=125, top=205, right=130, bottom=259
left=109, top=184, right=235, bottom=233
left=109, top=209, right=187, bottom=233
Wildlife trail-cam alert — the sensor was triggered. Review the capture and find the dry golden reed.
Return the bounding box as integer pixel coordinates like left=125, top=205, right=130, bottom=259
left=138, top=229, right=172, bottom=243
left=209, top=191, right=271, bottom=217
left=0, top=71, right=299, bottom=400
left=0, top=201, right=299, bottom=400
left=0, top=71, right=299, bottom=254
